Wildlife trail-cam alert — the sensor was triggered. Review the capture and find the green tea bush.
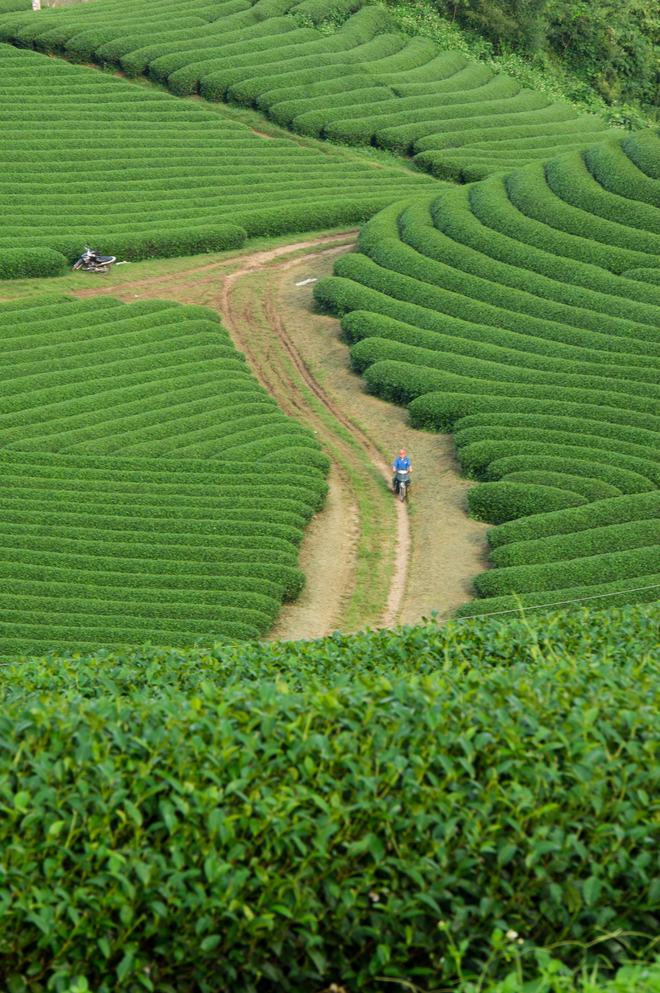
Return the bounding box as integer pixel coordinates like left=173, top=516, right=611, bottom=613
left=454, top=412, right=660, bottom=456
left=468, top=480, right=586, bottom=523
left=625, top=269, right=660, bottom=286
left=0, top=291, right=328, bottom=652
left=4, top=611, right=660, bottom=987
left=454, top=426, right=660, bottom=475
left=289, top=73, right=521, bottom=138
left=326, top=91, right=553, bottom=149
left=0, top=45, right=437, bottom=260
left=492, top=519, right=660, bottom=568
left=469, top=173, right=659, bottom=277
left=207, top=32, right=401, bottom=102
left=545, top=150, right=660, bottom=234
left=500, top=471, right=621, bottom=502
left=454, top=577, right=660, bottom=615
left=413, top=114, right=604, bottom=152
left=0, top=247, right=67, bottom=280
left=0, top=0, right=622, bottom=169
left=586, top=138, right=660, bottom=209
left=489, top=491, right=660, bottom=548
left=458, top=441, right=656, bottom=493
left=506, top=162, right=660, bottom=259
left=473, top=544, right=660, bottom=597
left=623, top=129, right=660, bottom=182
left=428, top=185, right=660, bottom=316
left=408, top=390, right=660, bottom=434
left=318, top=131, right=660, bottom=613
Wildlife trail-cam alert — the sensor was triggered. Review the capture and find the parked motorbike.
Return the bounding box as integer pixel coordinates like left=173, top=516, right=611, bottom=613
left=72, top=247, right=117, bottom=273
left=394, top=468, right=410, bottom=502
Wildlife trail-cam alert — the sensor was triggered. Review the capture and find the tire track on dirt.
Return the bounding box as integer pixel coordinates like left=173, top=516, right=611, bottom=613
left=220, top=246, right=411, bottom=632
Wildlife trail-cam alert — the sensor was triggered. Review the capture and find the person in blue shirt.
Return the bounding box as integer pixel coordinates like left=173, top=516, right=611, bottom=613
left=392, top=449, right=412, bottom=491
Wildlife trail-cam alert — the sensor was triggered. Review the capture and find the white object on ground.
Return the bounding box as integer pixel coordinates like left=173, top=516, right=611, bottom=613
left=115, top=261, right=130, bottom=265
left=295, top=278, right=317, bottom=286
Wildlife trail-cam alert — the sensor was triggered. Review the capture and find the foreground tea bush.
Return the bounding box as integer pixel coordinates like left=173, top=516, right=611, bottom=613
left=2, top=605, right=660, bottom=990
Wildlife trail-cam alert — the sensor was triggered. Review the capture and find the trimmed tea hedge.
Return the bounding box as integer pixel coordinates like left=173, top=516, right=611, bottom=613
left=500, top=470, right=621, bottom=502
left=489, top=491, right=660, bottom=548
left=467, top=481, right=586, bottom=524
left=0, top=247, right=67, bottom=279
left=313, top=130, right=660, bottom=615
left=0, top=0, right=620, bottom=173
left=0, top=295, right=329, bottom=654
left=472, top=544, right=660, bottom=598
left=0, top=42, right=436, bottom=262
left=492, top=519, right=660, bottom=568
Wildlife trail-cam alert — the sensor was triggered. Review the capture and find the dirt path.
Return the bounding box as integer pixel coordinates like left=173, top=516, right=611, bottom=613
left=72, top=233, right=490, bottom=636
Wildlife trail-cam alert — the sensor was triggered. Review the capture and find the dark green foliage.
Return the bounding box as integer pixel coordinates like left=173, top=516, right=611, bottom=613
left=5, top=610, right=660, bottom=986
left=0, top=247, right=67, bottom=279
left=449, top=0, right=548, bottom=51
left=468, top=480, right=586, bottom=523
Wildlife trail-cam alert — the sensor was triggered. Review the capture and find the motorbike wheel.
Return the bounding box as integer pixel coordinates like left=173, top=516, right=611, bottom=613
left=399, top=483, right=406, bottom=502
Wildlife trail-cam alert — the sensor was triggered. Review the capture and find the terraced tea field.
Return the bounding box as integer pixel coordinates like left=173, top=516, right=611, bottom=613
left=0, top=0, right=618, bottom=185
left=0, top=40, right=436, bottom=271
left=314, top=127, right=660, bottom=616
left=0, top=293, right=328, bottom=655
left=1, top=0, right=659, bottom=634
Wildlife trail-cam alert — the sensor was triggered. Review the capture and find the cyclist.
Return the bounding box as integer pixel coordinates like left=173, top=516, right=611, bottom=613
left=392, top=449, right=412, bottom=492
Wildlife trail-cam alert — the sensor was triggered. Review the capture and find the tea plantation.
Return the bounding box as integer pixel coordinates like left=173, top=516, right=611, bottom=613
left=0, top=0, right=619, bottom=185
left=2, top=605, right=660, bottom=989
left=314, top=127, right=660, bottom=617
left=0, top=39, right=437, bottom=273
left=0, top=293, right=329, bottom=656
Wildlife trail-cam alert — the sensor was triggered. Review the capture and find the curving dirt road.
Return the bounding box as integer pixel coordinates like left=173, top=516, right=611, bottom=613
left=72, top=232, right=489, bottom=638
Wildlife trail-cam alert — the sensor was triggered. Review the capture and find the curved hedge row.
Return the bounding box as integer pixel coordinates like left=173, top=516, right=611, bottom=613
left=453, top=573, right=660, bottom=615
left=492, top=518, right=660, bottom=569
left=473, top=544, right=660, bottom=599
left=500, top=470, right=621, bottom=502
left=0, top=296, right=329, bottom=655
left=313, top=130, right=660, bottom=615
left=489, top=491, right=660, bottom=547
left=0, top=0, right=620, bottom=176
left=467, top=481, right=586, bottom=524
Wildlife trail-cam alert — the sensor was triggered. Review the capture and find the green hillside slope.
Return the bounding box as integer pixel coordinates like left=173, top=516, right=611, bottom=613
left=0, top=40, right=436, bottom=269
left=0, top=294, right=328, bottom=655
left=0, top=0, right=620, bottom=185
left=314, top=127, right=660, bottom=616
